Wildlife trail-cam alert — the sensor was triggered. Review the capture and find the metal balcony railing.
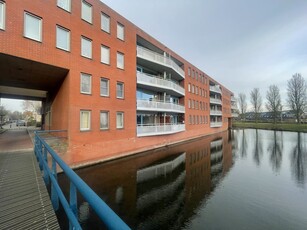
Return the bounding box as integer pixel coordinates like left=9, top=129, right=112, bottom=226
left=210, top=121, right=223, bottom=128
left=137, top=72, right=185, bottom=96
left=209, top=97, right=222, bottom=105
left=209, top=85, right=222, bottom=94
left=137, top=46, right=185, bottom=78
left=137, top=99, right=185, bottom=113
left=137, top=124, right=185, bottom=137
left=231, top=96, right=236, bottom=102
left=34, top=130, right=130, bottom=230
left=210, top=109, right=223, bottom=116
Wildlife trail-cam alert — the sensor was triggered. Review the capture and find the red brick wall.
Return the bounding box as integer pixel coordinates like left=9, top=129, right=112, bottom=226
left=1, top=0, right=234, bottom=166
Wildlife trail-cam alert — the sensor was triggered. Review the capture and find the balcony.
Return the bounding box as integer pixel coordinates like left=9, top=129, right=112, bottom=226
left=210, top=109, right=223, bottom=116
left=210, top=85, right=222, bottom=94
left=210, top=97, right=222, bottom=105
left=231, top=96, right=236, bottom=102
left=137, top=72, right=185, bottom=96
left=232, top=113, right=239, bottom=118
left=210, top=121, right=222, bottom=128
left=137, top=99, right=185, bottom=113
left=137, top=124, right=185, bottom=137
left=231, top=104, right=237, bottom=110
left=137, top=46, right=185, bottom=79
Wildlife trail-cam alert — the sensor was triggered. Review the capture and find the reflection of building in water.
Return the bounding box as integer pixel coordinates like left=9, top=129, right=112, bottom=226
left=68, top=130, right=234, bottom=229
left=210, top=138, right=224, bottom=186
left=136, top=153, right=186, bottom=229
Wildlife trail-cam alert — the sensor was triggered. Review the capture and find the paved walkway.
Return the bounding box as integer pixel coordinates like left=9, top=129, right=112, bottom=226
left=0, top=130, right=60, bottom=229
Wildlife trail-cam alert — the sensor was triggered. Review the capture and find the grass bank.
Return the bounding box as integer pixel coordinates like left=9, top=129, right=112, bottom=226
left=233, top=122, right=307, bottom=133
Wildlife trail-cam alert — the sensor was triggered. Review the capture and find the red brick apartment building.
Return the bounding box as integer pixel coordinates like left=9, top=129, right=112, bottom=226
left=0, top=0, right=237, bottom=166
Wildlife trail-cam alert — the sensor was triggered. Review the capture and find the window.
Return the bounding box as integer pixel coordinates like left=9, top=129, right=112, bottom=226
left=80, top=110, right=91, bottom=131
left=81, top=0, right=92, bottom=23
left=117, top=23, right=124, bottom=40
left=188, top=67, right=191, bottom=77
left=100, top=111, right=109, bottom=130
left=57, top=0, right=71, bottom=12
left=116, top=112, right=124, bottom=129
left=117, top=52, right=124, bottom=69
left=100, top=78, right=109, bottom=96
left=0, top=1, right=5, bottom=30
left=116, top=82, right=124, bottom=98
left=24, top=12, right=42, bottom=42
left=101, top=13, right=110, bottom=33
left=101, top=45, right=110, bottom=64
left=188, top=83, right=191, bottom=92
left=56, top=26, right=70, bottom=51
left=81, top=36, right=92, bottom=58
left=80, top=73, right=91, bottom=94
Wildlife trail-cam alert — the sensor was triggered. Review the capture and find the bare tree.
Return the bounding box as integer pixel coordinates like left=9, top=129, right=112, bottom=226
left=287, top=73, right=307, bottom=123
left=22, top=100, right=41, bottom=121
left=250, top=88, right=262, bottom=123
left=238, top=93, right=248, bottom=121
left=266, top=85, right=282, bottom=124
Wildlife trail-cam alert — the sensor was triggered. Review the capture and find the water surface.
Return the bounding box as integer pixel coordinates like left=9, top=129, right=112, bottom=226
left=57, top=129, right=307, bottom=229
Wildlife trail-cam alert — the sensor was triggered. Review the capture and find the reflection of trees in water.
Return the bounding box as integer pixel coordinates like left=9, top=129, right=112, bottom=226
left=240, top=129, right=248, bottom=158
left=267, top=131, right=283, bottom=172
left=253, top=129, right=263, bottom=166
left=291, top=132, right=307, bottom=186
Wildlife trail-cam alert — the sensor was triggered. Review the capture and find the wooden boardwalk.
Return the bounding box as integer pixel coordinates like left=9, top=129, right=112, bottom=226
left=0, top=150, right=60, bottom=229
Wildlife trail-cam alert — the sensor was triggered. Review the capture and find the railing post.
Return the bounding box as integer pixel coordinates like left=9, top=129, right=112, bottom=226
left=69, top=182, right=78, bottom=230
left=43, top=146, right=49, bottom=185
left=51, top=158, right=59, bottom=211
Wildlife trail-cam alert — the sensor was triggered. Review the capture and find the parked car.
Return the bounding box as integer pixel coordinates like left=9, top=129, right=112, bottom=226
left=16, top=120, right=26, bottom=126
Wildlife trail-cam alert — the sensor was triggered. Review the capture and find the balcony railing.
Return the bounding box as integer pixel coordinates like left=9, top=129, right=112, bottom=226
left=137, top=99, right=185, bottom=113
left=210, top=97, right=222, bottom=105
left=210, top=121, right=223, bottom=128
left=209, top=85, right=222, bottom=94
left=231, top=104, right=237, bottom=110
left=137, top=124, right=185, bottom=137
left=137, top=72, right=185, bottom=96
left=137, top=46, right=185, bottom=78
left=231, top=96, right=236, bottom=102
left=210, top=109, right=223, bottom=116
left=232, top=113, right=239, bottom=118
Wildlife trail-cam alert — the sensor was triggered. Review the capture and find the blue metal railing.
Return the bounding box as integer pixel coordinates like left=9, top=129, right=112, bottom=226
left=34, top=130, right=131, bottom=230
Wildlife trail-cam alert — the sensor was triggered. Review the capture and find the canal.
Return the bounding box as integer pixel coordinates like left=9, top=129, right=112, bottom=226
left=57, top=129, right=307, bottom=229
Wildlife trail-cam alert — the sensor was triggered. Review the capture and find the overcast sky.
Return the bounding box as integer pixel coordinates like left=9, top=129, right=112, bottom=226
left=2, top=0, right=307, bottom=112
left=102, top=0, right=307, bottom=109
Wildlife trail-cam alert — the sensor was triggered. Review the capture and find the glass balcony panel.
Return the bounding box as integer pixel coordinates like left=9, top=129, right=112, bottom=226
left=137, top=72, right=185, bottom=96
left=137, top=100, right=185, bottom=113
left=137, top=124, right=185, bottom=137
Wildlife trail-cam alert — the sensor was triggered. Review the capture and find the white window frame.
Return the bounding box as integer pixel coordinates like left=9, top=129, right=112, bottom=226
left=0, top=1, right=5, bottom=30
left=80, top=110, right=91, bottom=131
left=117, top=52, right=124, bottom=69
left=100, top=111, right=109, bottom=130
left=101, top=45, right=110, bottom=64
left=80, top=73, right=92, bottom=94
left=101, top=13, right=110, bottom=33
left=81, top=0, right=92, bottom=24
left=57, top=0, right=71, bottom=12
left=100, top=78, right=109, bottom=97
left=116, top=112, right=124, bottom=129
left=117, top=23, right=124, bottom=41
left=116, top=82, right=124, bottom=99
left=24, top=12, right=42, bottom=42
left=56, top=25, right=70, bottom=51
left=81, top=36, right=92, bottom=58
